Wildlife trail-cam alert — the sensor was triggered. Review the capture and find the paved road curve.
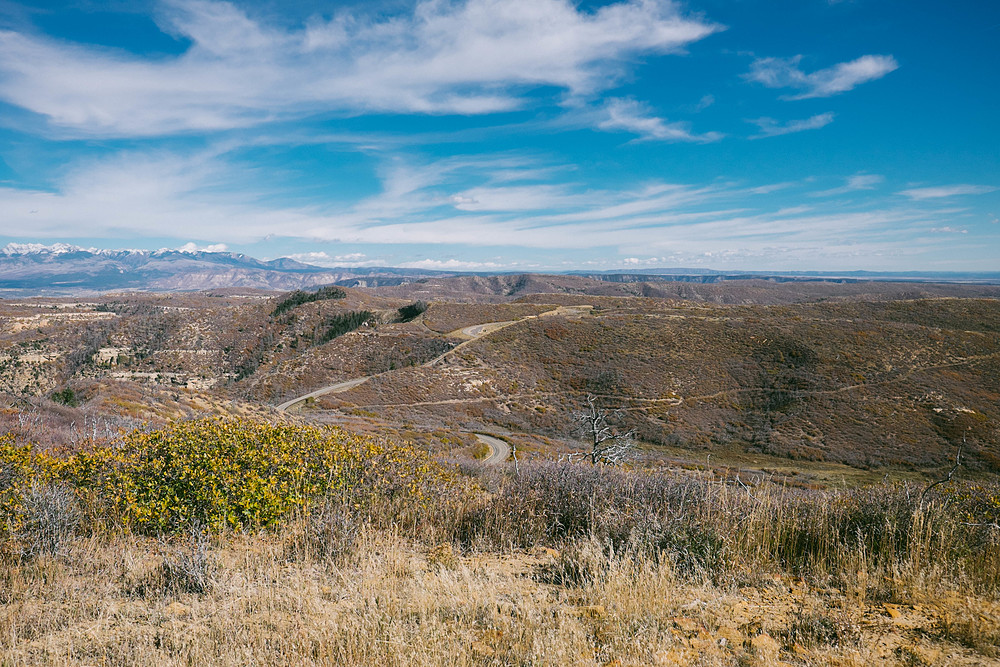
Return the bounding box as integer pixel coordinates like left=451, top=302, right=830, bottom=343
left=274, top=376, right=371, bottom=411
left=475, top=433, right=511, bottom=465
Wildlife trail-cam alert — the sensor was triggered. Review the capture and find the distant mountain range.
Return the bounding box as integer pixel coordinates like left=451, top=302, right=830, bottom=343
left=1, top=244, right=998, bottom=296
left=0, top=244, right=448, bottom=295
left=570, top=268, right=1000, bottom=283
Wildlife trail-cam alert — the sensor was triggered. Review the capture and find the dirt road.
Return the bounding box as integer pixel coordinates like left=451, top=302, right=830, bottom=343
left=274, top=305, right=590, bottom=466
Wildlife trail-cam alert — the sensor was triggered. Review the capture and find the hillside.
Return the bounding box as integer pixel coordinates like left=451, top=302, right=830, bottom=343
left=312, top=293, right=1000, bottom=476
left=3, top=280, right=1000, bottom=666
left=370, top=272, right=1000, bottom=305
left=2, top=280, right=999, bottom=480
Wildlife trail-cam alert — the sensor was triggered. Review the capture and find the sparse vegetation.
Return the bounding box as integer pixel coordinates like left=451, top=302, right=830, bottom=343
left=2, top=283, right=1000, bottom=664
left=2, top=418, right=1000, bottom=664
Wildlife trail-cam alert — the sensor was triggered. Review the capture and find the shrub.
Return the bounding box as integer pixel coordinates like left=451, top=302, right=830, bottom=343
left=50, top=387, right=79, bottom=407
left=0, top=434, right=59, bottom=540
left=271, top=286, right=345, bottom=317
left=1, top=419, right=458, bottom=537
left=397, top=301, right=429, bottom=322
left=16, top=482, right=81, bottom=560
left=317, top=310, right=373, bottom=344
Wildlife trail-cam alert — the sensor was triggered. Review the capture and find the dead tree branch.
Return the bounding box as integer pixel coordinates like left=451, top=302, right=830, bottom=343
left=567, top=394, right=636, bottom=465
left=920, top=444, right=963, bottom=505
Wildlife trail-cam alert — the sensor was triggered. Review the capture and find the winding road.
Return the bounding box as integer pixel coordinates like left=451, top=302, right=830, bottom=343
left=275, top=305, right=589, bottom=413
left=273, top=307, right=590, bottom=463
left=274, top=376, right=371, bottom=411
left=475, top=433, right=511, bottom=465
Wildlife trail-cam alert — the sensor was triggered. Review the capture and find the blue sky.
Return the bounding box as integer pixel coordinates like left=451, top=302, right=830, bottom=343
left=0, top=0, right=997, bottom=272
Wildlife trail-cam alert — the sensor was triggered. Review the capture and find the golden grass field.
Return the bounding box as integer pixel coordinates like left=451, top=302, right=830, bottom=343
left=3, top=523, right=998, bottom=666
left=2, top=419, right=999, bottom=666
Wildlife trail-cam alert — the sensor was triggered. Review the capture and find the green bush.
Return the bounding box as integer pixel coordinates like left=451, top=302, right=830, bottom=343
left=397, top=301, right=429, bottom=322
left=317, top=310, right=373, bottom=343
left=271, top=286, right=345, bottom=317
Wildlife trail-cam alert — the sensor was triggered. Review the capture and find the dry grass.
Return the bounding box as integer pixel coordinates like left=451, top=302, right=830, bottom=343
left=2, top=526, right=998, bottom=666
left=3, top=418, right=1000, bottom=665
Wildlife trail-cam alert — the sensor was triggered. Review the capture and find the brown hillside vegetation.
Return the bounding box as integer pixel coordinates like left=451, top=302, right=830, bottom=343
left=2, top=281, right=999, bottom=477
left=319, top=295, right=1000, bottom=474
left=369, top=273, right=1000, bottom=305
left=3, top=280, right=1000, bottom=665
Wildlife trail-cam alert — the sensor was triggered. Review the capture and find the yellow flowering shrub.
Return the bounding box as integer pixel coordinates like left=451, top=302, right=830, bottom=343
left=1, top=434, right=54, bottom=535
left=943, top=482, right=1000, bottom=527
left=1, top=419, right=456, bottom=536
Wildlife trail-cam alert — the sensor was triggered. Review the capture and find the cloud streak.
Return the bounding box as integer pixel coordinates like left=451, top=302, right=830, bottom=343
left=899, top=184, right=998, bottom=200
left=812, top=173, right=884, bottom=197
left=747, top=54, right=898, bottom=99
left=0, top=145, right=985, bottom=273
left=598, top=98, right=723, bottom=142
left=0, top=0, right=720, bottom=137
left=748, top=112, right=834, bottom=138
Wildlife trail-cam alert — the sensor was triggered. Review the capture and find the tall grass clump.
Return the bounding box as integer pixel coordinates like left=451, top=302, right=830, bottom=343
left=450, top=461, right=1000, bottom=590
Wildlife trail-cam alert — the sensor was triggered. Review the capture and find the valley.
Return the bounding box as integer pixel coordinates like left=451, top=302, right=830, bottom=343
left=2, top=275, right=998, bottom=485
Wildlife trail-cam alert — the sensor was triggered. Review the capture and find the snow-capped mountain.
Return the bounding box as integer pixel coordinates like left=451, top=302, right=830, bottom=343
left=0, top=245, right=445, bottom=295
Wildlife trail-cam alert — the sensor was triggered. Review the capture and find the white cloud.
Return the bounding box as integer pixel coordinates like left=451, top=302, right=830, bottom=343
left=812, top=173, right=884, bottom=197
left=450, top=185, right=583, bottom=211
left=0, top=0, right=720, bottom=137
left=929, top=226, right=968, bottom=234
left=749, top=112, right=834, bottom=139
left=598, top=98, right=723, bottom=142
left=1, top=145, right=990, bottom=271
left=899, top=185, right=998, bottom=200
left=694, top=94, right=715, bottom=111
left=747, top=54, right=898, bottom=99
left=178, top=241, right=228, bottom=253
left=846, top=174, right=885, bottom=190
left=622, top=256, right=668, bottom=266
left=397, top=258, right=505, bottom=270
left=282, top=251, right=381, bottom=267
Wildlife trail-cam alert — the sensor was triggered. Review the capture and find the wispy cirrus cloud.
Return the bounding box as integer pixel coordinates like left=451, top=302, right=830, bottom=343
left=748, top=112, right=834, bottom=139
left=746, top=54, right=898, bottom=99
left=0, top=0, right=721, bottom=137
left=598, top=98, right=724, bottom=142
left=899, top=184, right=998, bottom=200
left=1, top=144, right=982, bottom=273
left=812, top=173, right=885, bottom=197
left=281, top=251, right=381, bottom=267
left=397, top=258, right=508, bottom=271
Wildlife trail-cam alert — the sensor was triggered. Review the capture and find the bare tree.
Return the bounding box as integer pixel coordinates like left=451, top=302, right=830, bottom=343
left=566, top=394, right=636, bottom=465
